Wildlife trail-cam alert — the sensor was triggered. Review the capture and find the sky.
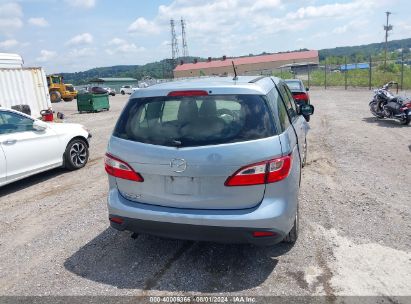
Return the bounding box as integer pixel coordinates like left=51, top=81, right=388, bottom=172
left=0, top=0, right=410, bottom=73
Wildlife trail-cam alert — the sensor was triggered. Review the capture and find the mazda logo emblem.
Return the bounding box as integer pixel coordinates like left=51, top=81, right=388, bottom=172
left=170, top=158, right=187, bottom=173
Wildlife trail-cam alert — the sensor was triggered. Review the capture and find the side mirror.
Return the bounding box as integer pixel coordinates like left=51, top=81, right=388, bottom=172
left=306, top=87, right=310, bottom=91
left=299, top=104, right=314, bottom=116
left=33, top=120, right=48, bottom=131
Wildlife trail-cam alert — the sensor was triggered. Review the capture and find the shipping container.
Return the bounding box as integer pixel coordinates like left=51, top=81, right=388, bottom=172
left=0, top=67, right=51, bottom=118
left=0, top=53, right=24, bottom=68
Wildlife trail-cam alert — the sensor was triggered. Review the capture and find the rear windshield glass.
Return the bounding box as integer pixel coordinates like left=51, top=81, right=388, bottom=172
left=285, top=81, right=303, bottom=91
left=113, top=94, right=275, bottom=147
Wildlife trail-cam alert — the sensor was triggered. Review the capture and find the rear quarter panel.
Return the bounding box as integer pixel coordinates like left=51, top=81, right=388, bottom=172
left=264, top=129, right=301, bottom=230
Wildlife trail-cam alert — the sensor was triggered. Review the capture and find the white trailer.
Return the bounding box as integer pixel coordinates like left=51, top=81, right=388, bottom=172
left=0, top=53, right=51, bottom=118
left=0, top=52, right=23, bottom=68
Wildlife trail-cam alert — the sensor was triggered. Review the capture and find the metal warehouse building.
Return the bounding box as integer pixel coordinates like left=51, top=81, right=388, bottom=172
left=87, top=77, right=138, bottom=91
left=173, top=50, right=319, bottom=78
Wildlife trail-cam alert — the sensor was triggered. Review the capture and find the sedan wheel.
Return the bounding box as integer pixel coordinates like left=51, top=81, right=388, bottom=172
left=65, top=139, right=89, bottom=170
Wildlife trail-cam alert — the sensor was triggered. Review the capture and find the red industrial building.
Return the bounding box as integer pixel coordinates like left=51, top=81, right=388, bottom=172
left=173, top=50, right=319, bottom=78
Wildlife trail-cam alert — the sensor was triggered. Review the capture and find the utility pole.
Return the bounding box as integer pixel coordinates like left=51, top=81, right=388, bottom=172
left=383, top=11, right=393, bottom=71
left=181, top=18, right=189, bottom=61
left=369, top=55, right=372, bottom=90
left=400, top=49, right=404, bottom=90
left=344, top=56, right=347, bottom=90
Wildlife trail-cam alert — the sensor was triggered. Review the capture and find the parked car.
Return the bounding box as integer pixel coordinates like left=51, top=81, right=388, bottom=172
left=284, top=79, right=311, bottom=121
left=105, top=76, right=314, bottom=245
left=89, top=86, right=108, bottom=94
left=119, top=85, right=134, bottom=95
left=119, top=86, right=139, bottom=95
left=0, top=108, right=91, bottom=187
left=104, top=87, right=116, bottom=96
left=78, top=86, right=89, bottom=93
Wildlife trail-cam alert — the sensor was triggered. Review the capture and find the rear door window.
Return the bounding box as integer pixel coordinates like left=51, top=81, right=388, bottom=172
left=266, top=88, right=290, bottom=132
left=114, top=94, right=276, bottom=147
left=278, top=84, right=298, bottom=121
left=277, top=97, right=291, bottom=131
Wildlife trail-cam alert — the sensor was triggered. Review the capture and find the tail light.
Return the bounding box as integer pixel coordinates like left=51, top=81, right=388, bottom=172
left=225, top=155, right=292, bottom=186
left=401, top=103, right=411, bottom=110
left=104, top=153, right=144, bottom=182
left=168, top=90, right=208, bottom=97
left=293, top=92, right=308, bottom=102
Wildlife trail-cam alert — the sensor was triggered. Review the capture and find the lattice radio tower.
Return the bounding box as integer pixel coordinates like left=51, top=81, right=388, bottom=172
left=181, top=18, right=189, bottom=60
left=170, top=19, right=179, bottom=60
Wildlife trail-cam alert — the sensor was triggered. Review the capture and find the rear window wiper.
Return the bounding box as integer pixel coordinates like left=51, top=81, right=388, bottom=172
left=170, top=139, right=182, bottom=146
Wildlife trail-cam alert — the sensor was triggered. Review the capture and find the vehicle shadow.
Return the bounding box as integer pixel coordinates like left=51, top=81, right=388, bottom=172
left=64, top=227, right=293, bottom=292
left=0, top=167, right=66, bottom=197
left=362, top=116, right=409, bottom=128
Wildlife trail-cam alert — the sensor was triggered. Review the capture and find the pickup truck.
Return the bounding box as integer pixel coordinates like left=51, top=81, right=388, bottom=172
left=119, top=85, right=138, bottom=95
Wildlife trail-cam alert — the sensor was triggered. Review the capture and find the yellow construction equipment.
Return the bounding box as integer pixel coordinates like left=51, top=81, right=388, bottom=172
left=46, top=75, right=77, bottom=103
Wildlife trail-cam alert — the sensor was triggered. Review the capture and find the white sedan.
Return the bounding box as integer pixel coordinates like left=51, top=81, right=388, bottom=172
left=0, top=108, right=91, bottom=187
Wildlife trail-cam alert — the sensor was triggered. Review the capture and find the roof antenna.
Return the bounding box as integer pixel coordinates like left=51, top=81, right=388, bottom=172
left=232, top=61, right=238, bottom=80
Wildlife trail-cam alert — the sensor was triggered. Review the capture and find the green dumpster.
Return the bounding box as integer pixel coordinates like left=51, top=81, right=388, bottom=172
left=77, top=93, right=110, bottom=113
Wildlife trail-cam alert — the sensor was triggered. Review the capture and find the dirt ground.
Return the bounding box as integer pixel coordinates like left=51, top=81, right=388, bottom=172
left=0, top=88, right=410, bottom=299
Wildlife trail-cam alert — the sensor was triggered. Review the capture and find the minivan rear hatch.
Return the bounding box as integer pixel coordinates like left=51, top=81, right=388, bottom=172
left=109, top=94, right=281, bottom=210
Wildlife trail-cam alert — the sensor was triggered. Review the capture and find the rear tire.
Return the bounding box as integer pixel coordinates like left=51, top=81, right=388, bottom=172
left=121, top=91, right=125, bottom=95
left=64, top=138, right=89, bottom=170
left=50, top=91, right=61, bottom=103
left=400, top=114, right=410, bottom=125
left=283, top=206, right=299, bottom=243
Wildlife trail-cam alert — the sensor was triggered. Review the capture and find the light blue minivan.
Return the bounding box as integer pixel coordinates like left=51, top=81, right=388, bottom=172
left=105, top=76, right=314, bottom=245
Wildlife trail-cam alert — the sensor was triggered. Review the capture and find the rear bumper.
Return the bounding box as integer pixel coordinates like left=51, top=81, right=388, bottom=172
left=110, top=216, right=285, bottom=245
left=107, top=188, right=296, bottom=245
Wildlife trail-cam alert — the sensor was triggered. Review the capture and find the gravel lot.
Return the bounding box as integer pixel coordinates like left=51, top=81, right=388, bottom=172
left=0, top=88, right=410, bottom=298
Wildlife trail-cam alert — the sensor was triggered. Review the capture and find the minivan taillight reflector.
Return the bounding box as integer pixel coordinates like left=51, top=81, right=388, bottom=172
left=167, top=90, right=209, bottom=97
left=104, top=153, right=144, bottom=182
left=225, top=155, right=292, bottom=186
left=109, top=217, right=124, bottom=224
left=252, top=231, right=277, bottom=238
